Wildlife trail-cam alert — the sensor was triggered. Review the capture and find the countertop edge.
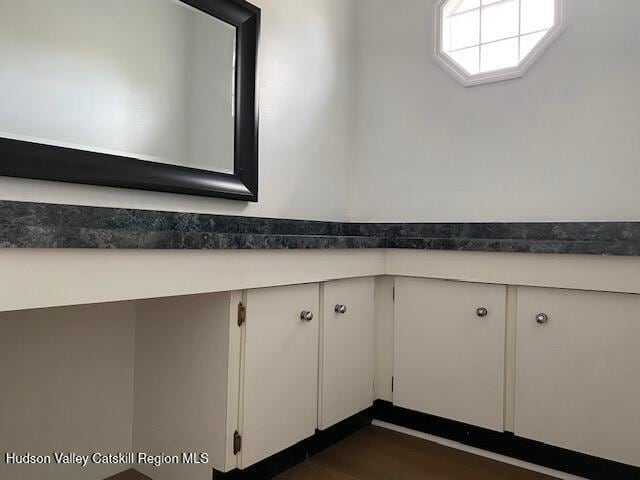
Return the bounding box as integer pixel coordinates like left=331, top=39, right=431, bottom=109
left=1, top=200, right=638, bottom=256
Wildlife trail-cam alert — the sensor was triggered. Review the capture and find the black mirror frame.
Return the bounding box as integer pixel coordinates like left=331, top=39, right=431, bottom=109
left=0, top=0, right=260, bottom=202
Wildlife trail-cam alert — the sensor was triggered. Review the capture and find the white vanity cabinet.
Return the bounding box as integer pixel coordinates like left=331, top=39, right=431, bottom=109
left=238, top=283, right=320, bottom=469
left=515, top=287, right=640, bottom=467
left=393, top=277, right=507, bottom=431
left=9, top=247, right=640, bottom=480
left=319, top=277, right=375, bottom=430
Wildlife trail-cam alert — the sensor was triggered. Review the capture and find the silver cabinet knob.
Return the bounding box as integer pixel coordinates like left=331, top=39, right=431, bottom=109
left=300, top=311, right=314, bottom=322
left=476, top=307, right=488, bottom=317
left=536, top=313, right=549, bottom=324
left=335, top=304, right=347, bottom=314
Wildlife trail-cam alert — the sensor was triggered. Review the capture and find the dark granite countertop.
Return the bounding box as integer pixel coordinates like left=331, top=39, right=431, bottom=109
left=1, top=200, right=639, bottom=256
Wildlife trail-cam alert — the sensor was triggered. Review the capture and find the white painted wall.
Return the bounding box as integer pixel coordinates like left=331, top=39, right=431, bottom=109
left=2, top=0, right=636, bottom=223
left=0, top=0, right=355, bottom=221
left=0, top=302, right=136, bottom=480
left=350, top=0, right=640, bottom=222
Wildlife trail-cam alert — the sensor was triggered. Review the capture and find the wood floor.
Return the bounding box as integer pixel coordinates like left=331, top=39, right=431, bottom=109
left=276, top=426, right=558, bottom=480
left=105, top=469, right=151, bottom=480
left=105, top=426, right=559, bottom=480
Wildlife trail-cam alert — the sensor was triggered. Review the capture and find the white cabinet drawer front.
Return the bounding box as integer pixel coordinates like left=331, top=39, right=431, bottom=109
left=240, top=283, right=320, bottom=468
left=320, top=277, right=375, bottom=430
left=515, top=287, right=640, bottom=467
left=394, top=278, right=506, bottom=431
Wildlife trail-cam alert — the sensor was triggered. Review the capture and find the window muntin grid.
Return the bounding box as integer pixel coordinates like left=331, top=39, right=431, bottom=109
left=441, top=0, right=556, bottom=75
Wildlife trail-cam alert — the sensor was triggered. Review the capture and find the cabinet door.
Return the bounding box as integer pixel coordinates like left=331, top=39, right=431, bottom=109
left=516, top=287, right=640, bottom=467
left=319, top=277, right=375, bottom=430
left=394, top=277, right=506, bottom=431
left=240, top=283, right=320, bottom=469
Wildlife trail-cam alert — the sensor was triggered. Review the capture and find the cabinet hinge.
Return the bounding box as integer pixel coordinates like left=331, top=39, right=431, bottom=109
left=391, top=376, right=394, bottom=392
left=392, top=287, right=395, bottom=302
left=233, top=431, right=242, bottom=455
left=237, top=303, right=246, bottom=327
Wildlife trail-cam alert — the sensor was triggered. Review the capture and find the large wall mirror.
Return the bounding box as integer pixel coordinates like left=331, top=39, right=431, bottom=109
left=0, top=0, right=259, bottom=201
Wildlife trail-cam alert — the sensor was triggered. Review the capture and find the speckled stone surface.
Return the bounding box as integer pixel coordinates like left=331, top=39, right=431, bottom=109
left=1, top=200, right=639, bottom=255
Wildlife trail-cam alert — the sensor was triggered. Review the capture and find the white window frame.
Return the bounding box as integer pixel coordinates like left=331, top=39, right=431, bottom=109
left=434, top=0, right=566, bottom=87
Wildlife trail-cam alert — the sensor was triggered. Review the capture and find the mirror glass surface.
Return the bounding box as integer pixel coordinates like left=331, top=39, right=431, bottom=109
left=0, top=0, right=236, bottom=174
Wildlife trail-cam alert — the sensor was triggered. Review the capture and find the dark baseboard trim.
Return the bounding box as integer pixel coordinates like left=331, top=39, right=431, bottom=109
left=213, top=401, right=640, bottom=480
left=212, top=407, right=372, bottom=480
left=372, top=400, right=640, bottom=480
